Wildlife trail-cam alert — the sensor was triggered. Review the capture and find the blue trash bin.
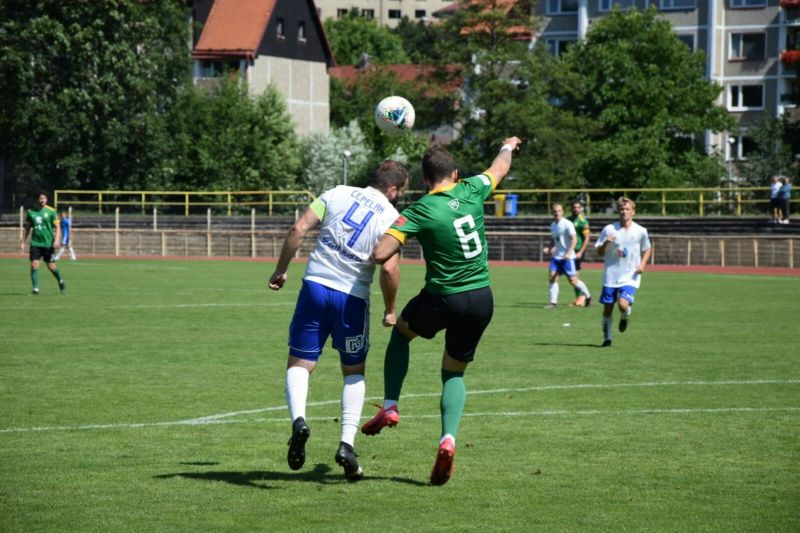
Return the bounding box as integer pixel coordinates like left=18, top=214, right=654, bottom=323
left=504, top=193, right=518, bottom=216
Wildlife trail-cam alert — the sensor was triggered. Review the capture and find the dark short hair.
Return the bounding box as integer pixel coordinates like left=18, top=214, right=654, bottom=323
left=422, top=146, right=457, bottom=184
left=369, top=160, right=409, bottom=192
left=37, top=191, right=48, bottom=198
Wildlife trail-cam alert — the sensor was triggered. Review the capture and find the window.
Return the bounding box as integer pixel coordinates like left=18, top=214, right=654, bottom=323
left=547, top=0, right=577, bottom=14
left=599, top=0, right=634, bottom=12
left=728, top=84, right=764, bottom=110
left=547, top=38, right=576, bottom=57
left=782, top=79, right=800, bottom=106
left=730, top=0, right=765, bottom=7
left=676, top=34, right=695, bottom=51
left=362, top=9, right=375, bottom=18
left=276, top=17, right=285, bottom=39
left=728, top=135, right=757, bottom=161
left=337, top=8, right=348, bottom=18
left=198, top=60, right=239, bottom=78
left=729, top=33, right=765, bottom=60
left=297, top=21, right=306, bottom=42
left=415, top=9, right=426, bottom=18
left=660, top=0, right=695, bottom=9
left=388, top=9, right=401, bottom=19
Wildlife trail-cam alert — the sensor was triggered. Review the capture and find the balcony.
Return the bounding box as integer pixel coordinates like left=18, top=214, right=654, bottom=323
left=781, top=50, right=800, bottom=64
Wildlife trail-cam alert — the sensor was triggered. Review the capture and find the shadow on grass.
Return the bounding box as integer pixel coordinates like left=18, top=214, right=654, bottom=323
left=155, top=463, right=428, bottom=489
left=529, top=342, right=606, bottom=348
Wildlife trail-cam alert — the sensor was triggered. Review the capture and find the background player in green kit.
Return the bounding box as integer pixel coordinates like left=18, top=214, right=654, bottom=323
left=19, top=192, right=65, bottom=295
left=362, top=136, right=522, bottom=485
left=568, top=201, right=591, bottom=307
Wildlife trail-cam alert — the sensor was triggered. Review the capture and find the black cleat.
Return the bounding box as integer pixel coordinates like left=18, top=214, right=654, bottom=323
left=334, top=441, right=363, bottom=481
left=601, top=339, right=612, bottom=347
left=287, top=417, right=310, bottom=471
left=584, top=296, right=592, bottom=308
left=619, top=317, right=628, bottom=333
left=59, top=280, right=66, bottom=295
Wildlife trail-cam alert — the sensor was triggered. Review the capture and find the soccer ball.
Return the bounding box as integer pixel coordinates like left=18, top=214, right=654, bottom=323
left=374, top=96, right=415, bottom=135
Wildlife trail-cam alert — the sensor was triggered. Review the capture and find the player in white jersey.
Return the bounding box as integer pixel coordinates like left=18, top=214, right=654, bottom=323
left=268, top=160, right=409, bottom=480
left=542, top=203, right=591, bottom=309
left=594, top=197, right=652, bottom=347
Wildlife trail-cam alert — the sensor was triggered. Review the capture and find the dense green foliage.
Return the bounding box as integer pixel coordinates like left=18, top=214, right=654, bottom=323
left=738, top=116, right=797, bottom=186
left=1, top=258, right=798, bottom=531
left=323, top=9, right=409, bottom=66
left=0, top=0, right=190, bottom=193
left=559, top=7, right=733, bottom=189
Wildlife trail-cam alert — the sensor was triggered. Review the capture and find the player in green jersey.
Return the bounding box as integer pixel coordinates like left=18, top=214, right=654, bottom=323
left=567, top=201, right=591, bottom=307
left=19, top=192, right=65, bottom=295
left=361, top=136, right=522, bottom=485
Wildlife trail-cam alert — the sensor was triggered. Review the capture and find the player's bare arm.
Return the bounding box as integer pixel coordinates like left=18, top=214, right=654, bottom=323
left=268, top=207, right=320, bottom=290
left=577, top=230, right=590, bottom=259
left=19, top=224, right=30, bottom=255
left=373, top=233, right=402, bottom=265
left=569, top=234, right=577, bottom=257
left=636, top=246, right=653, bottom=274
left=483, top=136, right=522, bottom=187
left=379, top=253, right=400, bottom=327
left=53, top=221, right=62, bottom=250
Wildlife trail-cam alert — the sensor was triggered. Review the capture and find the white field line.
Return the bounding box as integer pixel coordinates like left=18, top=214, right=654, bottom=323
left=1, top=379, right=798, bottom=434
left=1, top=302, right=293, bottom=311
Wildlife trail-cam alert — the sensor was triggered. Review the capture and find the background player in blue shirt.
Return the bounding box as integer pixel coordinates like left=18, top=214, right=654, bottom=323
left=54, top=211, right=77, bottom=261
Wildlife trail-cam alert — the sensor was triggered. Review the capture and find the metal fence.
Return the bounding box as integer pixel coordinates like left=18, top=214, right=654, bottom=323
left=3, top=227, right=797, bottom=269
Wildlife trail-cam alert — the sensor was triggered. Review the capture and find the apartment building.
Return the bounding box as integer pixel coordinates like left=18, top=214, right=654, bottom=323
left=535, top=0, right=794, bottom=161
left=313, top=0, right=455, bottom=27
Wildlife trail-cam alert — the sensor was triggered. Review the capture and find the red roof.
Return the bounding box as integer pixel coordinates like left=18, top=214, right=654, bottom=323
left=194, top=0, right=275, bottom=59
left=330, top=64, right=462, bottom=96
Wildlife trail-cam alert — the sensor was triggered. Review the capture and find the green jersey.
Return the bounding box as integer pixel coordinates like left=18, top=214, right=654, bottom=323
left=387, top=173, right=496, bottom=295
left=26, top=205, right=59, bottom=248
left=568, top=214, right=590, bottom=254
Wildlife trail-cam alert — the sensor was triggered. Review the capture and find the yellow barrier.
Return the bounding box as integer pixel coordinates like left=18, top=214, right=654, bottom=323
left=54, top=187, right=772, bottom=217
left=54, top=190, right=316, bottom=216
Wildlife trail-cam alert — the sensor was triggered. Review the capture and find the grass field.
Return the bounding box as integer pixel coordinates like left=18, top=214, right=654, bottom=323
left=0, top=257, right=798, bottom=532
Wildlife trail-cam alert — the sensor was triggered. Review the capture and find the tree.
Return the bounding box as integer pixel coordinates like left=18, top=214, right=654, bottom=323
left=168, top=81, right=301, bottom=192
left=0, top=0, right=190, bottom=199
left=559, top=7, right=733, bottom=189
left=737, top=116, right=796, bottom=186
left=389, top=16, right=448, bottom=64
left=300, top=121, right=374, bottom=195
left=323, top=10, right=409, bottom=66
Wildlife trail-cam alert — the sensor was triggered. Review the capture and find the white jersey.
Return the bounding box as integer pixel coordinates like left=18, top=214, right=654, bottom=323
left=304, top=185, right=399, bottom=300
left=771, top=182, right=782, bottom=199
left=595, top=221, right=651, bottom=288
left=550, top=218, right=577, bottom=259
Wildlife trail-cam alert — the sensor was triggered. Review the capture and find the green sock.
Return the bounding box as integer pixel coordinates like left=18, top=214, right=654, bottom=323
left=384, top=328, right=410, bottom=402
left=31, top=268, right=39, bottom=289
left=574, top=287, right=582, bottom=298
left=440, top=369, right=466, bottom=439
left=51, top=268, right=63, bottom=283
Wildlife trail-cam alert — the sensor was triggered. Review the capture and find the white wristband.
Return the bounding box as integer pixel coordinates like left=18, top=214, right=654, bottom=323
left=500, top=144, right=514, bottom=153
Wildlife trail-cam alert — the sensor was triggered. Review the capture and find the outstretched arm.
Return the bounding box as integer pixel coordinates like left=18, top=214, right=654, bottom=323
left=268, top=207, right=320, bottom=290
left=482, top=136, right=522, bottom=188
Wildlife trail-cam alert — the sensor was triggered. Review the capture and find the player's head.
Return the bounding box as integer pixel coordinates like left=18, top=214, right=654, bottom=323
left=617, top=197, right=636, bottom=222
left=37, top=191, right=48, bottom=207
left=369, top=160, right=410, bottom=206
left=571, top=201, right=583, bottom=216
left=551, top=203, right=564, bottom=220
left=60, top=211, right=68, bottom=219
left=421, top=146, right=457, bottom=188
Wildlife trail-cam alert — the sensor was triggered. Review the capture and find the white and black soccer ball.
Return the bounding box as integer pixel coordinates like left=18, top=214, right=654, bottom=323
left=374, top=96, right=415, bottom=135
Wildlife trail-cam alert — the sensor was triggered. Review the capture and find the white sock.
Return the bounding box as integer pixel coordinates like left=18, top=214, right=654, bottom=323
left=285, top=366, right=310, bottom=422
left=383, top=399, right=398, bottom=410
left=575, top=280, right=590, bottom=298
left=549, top=282, right=559, bottom=304
left=69, top=247, right=76, bottom=260
left=341, top=374, right=365, bottom=446
left=54, top=249, right=63, bottom=260
left=625, top=306, right=632, bottom=317
left=602, top=316, right=612, bottom=341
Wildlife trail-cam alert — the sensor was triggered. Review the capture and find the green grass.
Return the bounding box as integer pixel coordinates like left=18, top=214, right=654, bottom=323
left=1, top=258, right=798, bottom=532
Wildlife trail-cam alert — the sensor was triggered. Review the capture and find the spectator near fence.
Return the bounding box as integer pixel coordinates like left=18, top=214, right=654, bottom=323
left=779, top=177, right=792, bottom=224
left=771, top=176, right=783, bottom=223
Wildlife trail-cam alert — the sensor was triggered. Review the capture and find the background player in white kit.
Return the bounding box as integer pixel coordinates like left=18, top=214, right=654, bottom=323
left=543, top=203, right=592, bottom=309
left=595, top=197, right=652, bottom=347
left=268, top=160, right=409, bottom=481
